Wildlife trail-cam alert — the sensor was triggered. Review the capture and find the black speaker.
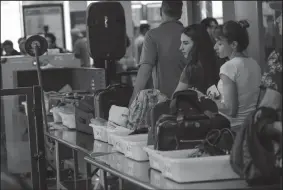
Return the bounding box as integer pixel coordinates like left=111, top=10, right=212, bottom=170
left=86, top=2, right=127, bottom=60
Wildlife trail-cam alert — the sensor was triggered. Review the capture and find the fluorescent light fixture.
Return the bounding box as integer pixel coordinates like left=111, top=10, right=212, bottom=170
left=141, top=1, right=161, bottom=5
left=147, top=3, right=161, bottom=8
left=140, top=20, right=148, bottom=24
left=87, top=1, right=99, bottom=6
left=132, top=4, right=142, bottom=9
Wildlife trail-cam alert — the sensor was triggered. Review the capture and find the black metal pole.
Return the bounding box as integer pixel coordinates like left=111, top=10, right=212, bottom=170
left=33, top=44, right=49, bottom=132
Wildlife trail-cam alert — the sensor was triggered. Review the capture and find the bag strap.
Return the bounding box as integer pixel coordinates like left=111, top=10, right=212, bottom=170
left=256, top=85, right=265, bottom=109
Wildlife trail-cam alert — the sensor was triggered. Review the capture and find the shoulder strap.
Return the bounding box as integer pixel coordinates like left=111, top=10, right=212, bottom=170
left=256, top=85, right=265, bottom=109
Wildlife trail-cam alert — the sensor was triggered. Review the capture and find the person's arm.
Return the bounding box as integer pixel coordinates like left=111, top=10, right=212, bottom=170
left=172, top=66, right=190, bottom=97
left=129, top=32, right=157, bottom=105
left=211, top=62, right=238, bottom=117
left=129, top=64, right=153, bottom=104
left=216, top=74, right=238, bottom=117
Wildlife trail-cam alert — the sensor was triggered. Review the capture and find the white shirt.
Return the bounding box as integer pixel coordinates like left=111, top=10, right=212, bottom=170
left=217, top=57, right=262, bottom=127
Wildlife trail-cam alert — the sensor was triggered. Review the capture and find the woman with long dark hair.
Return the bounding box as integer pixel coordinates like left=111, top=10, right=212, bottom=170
left=174, top=24, right=219, bottom=94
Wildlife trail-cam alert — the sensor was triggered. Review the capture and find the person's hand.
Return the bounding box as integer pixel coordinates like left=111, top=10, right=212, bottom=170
left=207, top=85, right=221, bottom=100
left=207, top=91, right=218, bottom=100
left=253, top=109, right=262, bottom=123
left=190, top=87, right=206, bottom=98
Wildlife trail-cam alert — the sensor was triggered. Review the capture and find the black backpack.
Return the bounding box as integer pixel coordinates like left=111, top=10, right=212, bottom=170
left=230, top=107, right=282, bottom=186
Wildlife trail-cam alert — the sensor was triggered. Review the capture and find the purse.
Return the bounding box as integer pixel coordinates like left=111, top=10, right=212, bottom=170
left=154, top=89, right=230, bottom=151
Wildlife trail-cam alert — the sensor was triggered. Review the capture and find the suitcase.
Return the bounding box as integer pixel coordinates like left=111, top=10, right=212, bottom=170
left=94, top=84, right=133, bottom=120
left=87, top=2, right=126, bottom=60
left=147, top=100, right=171, bottom=145
left=74, top=94, right=95, bottom=134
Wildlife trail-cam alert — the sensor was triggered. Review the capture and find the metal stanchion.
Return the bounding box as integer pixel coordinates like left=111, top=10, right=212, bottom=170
left=25, top=35, right=49, bottom=132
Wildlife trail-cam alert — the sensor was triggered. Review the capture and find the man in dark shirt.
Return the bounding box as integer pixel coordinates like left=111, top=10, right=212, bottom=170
left=129, top=1, right=186, bottom=104
left=2, top=40, right=21, bottom=56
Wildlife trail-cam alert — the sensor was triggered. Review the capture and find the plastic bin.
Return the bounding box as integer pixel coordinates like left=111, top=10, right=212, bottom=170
left=50, top=107, right=62, bottom=123
left=112, top=135, right=128, bottom=153
left=150, top=169, right=246, bottom=190
left=93, top=140, right=110, bottom=153
left=59, top=111, right=76, bottom=129
left=109, top=153, right=125, bottom=171
left=144, top=146, right=197, bottom=172
left=150, top=169, right=165, bottom=189
left=107, top=130, right=131, bottom=145
left=123, top=156, right=150, bottom=181
left=120, top=134, right=148, bottom=161
left=112, top=134, right=148, bottom=157
left=89, top=118, right=108, bottom=142
left=162, top=155, right=240, bottom=183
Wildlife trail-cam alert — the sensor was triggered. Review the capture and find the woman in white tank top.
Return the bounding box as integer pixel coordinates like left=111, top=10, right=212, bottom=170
left=209, top=20, right=262, bottom=133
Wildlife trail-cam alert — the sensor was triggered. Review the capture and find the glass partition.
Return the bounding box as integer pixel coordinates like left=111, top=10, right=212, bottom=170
left=1, top=95, right=34, bottom=189
left=1, top=87, right=47, bottom=190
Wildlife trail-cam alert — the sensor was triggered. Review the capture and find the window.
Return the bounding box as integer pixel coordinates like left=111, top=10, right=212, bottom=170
left=198, top=1, right=223, bottom=24
left=1, top=1, right=23, bottom=51
left=212, top=1, right=223, bottom=24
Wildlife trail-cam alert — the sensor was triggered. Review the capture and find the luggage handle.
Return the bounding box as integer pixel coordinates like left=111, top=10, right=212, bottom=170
left=176, top=113, right=208, bottom=124
left=78, top=117, right=87, bottom=124
left=179, top=139, right=203, bottom=143
left=106, top=83, right=129, bottom=90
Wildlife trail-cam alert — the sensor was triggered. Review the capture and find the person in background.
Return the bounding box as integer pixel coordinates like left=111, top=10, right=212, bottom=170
left=261, top=4, right=282, bottom=95
left=258, top=1, right=282, bottom=113
left=134, top=23, right=150, bottom=66
left=44, top=33, right=67, bottom=53
left=2, top=40, right=20, bottom=56
left=264, top=15, right=276, bottom=59
left=258, top=2, right=282, bottom=157
left=174, top=24, right=219, bottom=94
left=201, top=17, right=227, bottom=68
left=43, top=25, right=55, bottom=38
left=201, top=17, right=219, bottom=44
left=17, top=37, right=27, bottom=55
left=129, top=1, right=186, bottom=104
left=211, top=20, right=262, bottom=133
left=71, top=28, right=90, bottom=67
left=134, top=23, right=152, bottom=88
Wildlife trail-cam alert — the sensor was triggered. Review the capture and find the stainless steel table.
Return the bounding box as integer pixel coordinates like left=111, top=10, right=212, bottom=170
left=84, top=152, right=281, bottom=190
left=45, top=123, right=112, bottom=190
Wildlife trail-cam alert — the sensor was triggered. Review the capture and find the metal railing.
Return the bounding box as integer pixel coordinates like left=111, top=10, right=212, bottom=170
left=0, top=86, right=47, bottom=190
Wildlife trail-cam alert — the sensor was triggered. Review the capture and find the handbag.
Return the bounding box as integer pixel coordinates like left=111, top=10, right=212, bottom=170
left=154, top=89, right=230, bottom=151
